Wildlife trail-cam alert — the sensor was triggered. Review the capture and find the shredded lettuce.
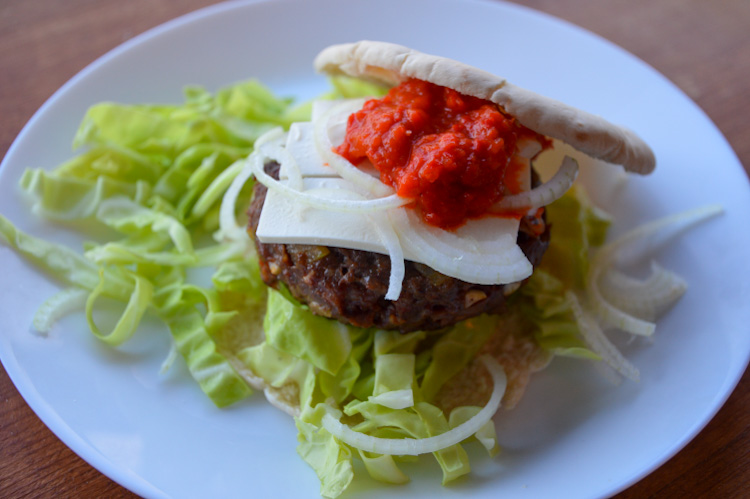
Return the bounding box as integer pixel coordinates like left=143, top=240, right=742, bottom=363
left=369, top=353, right=416, bottom=409
left=296, top=418, right=355, bottom=498
left=516, top=186, right=614, bottom=360
left=0, top=214, right=134, bottom=299
left=2, top=80, right=308, bottom=407
left=263, top=289, right=354, bottom=376
left=163, top=298, right=252, bottom=408
left=420, top=314, right=499, bottom=401
left=539, top=184, right=611, bottom=289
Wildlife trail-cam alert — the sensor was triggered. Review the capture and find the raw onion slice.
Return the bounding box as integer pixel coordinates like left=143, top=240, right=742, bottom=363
left=255, top=126, right=286, bottom=148
left=250, top=154, right=410, bottom=213
left=492, top=156, right=579, bottom=212
left=313, top=99, right=395, bottom=197
left=216, top=128, right=289, bottom=243
left=389, top=208, right=532, bottom=284
left=368, top=210, right=405, bottom=301
left=565, top=290, right=640, bottom=381
left=599, top=262, right=687, bottom=322
left=258, top=141, right=304, bottom=191
left=322, top=355, right=507, bottom=455
left=587, top=204, right=723, bottom=336
left=217, top=157, right=257, bottom=243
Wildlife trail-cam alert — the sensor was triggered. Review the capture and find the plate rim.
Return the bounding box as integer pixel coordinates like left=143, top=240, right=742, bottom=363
left=1, top=0, right=748, bottom=498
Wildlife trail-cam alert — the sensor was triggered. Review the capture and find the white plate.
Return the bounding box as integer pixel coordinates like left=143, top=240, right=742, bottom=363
left=1, top=0, right=749, bottom=498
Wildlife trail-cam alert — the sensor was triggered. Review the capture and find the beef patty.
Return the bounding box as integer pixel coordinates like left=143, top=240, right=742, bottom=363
left=247, top=162, right=549, bottom=332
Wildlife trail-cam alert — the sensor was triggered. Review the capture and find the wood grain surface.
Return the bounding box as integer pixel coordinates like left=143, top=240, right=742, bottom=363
left=1, top=1, right=748, bottom=498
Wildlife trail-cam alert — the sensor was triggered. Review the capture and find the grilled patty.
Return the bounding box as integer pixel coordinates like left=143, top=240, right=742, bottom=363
left=247, top=162, right=549, bottom=332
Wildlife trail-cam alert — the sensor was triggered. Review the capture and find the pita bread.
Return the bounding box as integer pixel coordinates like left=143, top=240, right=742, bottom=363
left=433, top=308, right=551, bottom=413
left=314, top=41, right=656, bottom=174
left=211, top=293, right=302, bottom=417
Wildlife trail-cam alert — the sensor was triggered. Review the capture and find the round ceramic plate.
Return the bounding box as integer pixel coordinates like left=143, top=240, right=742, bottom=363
left=1, top=0, right=748, bottom=498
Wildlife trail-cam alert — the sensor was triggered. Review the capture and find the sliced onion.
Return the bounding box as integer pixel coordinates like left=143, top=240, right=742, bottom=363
left=322, top=355, right=507, bottom=455
left=258, top=141, right=304, bottom=191
left=313, top=99, right=395, bottom=197
left=599, top=262, right=687, bottom=322
left=250, top=153, right=410, bottom=213
left=492, top=156, right=579, bottom=212
left=254, top=126, right=287, bottom=148
left=604, top=205, right=724, bottom=268
left=216, top=128, right=288, bottom=243
left=216, top=157, right=257, bottom=243
left=368, top=210, right=405, bottom=301
left=565, top=290, right=640, bottom=381
left=588, top=279, right=657, bottom=337
left=587, top=204, right=723, bottom=335
left=389, top=208, right=532, bottom=284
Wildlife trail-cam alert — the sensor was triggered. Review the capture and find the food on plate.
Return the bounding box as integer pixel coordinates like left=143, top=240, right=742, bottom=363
left=0, top=41, right=721, bottom=498
left=246, top=41, right=655, bottom=334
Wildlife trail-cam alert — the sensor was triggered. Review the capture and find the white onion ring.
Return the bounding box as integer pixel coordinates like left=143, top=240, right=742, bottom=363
left=368, top=210, right=405, bottom=301
left=322, top=355, right=506, bottom=455
left=250, top=153, right=410, bottom=213
left=492, top=156, right=579, bottom=212
left=217, top=158, right=256, bottom=243
left=259, top=143, right=304, bottom=191
left=587, top=204, right=722, bottom=336
left=389, top=208, right=532, bottom=284
left=565, top=290, right=640, bottom=381
left=599, top=262, right=687, bottom=321
left=216, top=129, right=288, bottom=243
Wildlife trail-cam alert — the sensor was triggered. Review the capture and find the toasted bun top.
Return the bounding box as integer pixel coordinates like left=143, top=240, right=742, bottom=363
left=314, top=41, right=655, bottom=174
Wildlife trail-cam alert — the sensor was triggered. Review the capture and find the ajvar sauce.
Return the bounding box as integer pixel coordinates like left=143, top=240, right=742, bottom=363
left=335, top=79, right=547, bottom=230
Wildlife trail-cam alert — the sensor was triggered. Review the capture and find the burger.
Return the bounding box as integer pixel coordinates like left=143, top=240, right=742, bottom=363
left=247, top=40, right=652, bottom=328
left=221, top=41, right=656, bottom=496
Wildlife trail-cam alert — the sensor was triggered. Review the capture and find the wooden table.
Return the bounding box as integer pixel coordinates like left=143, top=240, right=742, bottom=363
left=1, top=1, right=748, bottom=497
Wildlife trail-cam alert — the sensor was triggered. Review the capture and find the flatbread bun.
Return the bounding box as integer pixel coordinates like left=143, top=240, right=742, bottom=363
left=314, top=40, right=655, bottom=174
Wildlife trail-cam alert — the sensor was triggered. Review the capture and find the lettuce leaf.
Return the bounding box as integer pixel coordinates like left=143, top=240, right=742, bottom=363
left=518, top=186, right=613, bottom=359
left=263, top=289, right=353, bottom=376
left=2, top=80, right=309, bottom=407
left=163, top=300, right=252, bottom=407
left=539, top=184, right=612, bottom=289
left=296, top=419, right=355, bottom=498
left=420, top=314, right=498, bottom=401
left=0, top=214, right=133, bottom=300
left=369, top=353, right=416, bottom=409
